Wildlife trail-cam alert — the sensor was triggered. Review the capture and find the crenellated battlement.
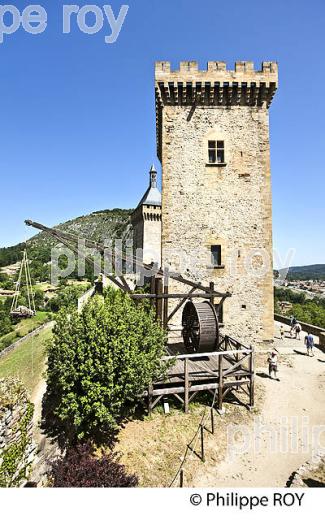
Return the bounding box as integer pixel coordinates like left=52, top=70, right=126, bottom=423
left=155, top=60, right=278, bottom=76
left=155, top=60, right=278, bottom=111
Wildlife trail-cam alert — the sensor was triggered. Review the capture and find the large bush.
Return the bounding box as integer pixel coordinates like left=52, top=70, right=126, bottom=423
left=51, top=442, right=138, bottom=487
left=46, top=288, right=166, bottom=440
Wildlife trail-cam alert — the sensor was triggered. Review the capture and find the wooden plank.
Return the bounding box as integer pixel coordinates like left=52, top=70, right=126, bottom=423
left=161, top=348, right=251, bottom=361
left=147, top=379, right=250, bottom=397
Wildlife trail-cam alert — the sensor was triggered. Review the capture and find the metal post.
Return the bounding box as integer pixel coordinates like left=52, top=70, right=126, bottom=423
left=200, top=424, right=205, bottom=462
left=180, top=468, right=184, bottom=488
left=218, top=353, right=224, bottom=412
left=210, top=407, right=215, bottom=434
left=184, top=358, right=189, bottom=413
left=249, top=345, right=255, bottom=409
left=148, top=384, right=153, bottom=416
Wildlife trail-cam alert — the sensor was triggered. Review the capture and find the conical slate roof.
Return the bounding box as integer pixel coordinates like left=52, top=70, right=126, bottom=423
left=137, top=165, right=161, bottom=207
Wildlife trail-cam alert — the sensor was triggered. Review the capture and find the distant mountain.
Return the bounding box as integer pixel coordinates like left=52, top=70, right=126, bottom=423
left=0, top=208, right=133, bottom=271
left=278, top=264, right=325, bottom=281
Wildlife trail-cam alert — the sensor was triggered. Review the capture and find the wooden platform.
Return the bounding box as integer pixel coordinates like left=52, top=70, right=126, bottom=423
left=148, top=335, right=254, bottom=413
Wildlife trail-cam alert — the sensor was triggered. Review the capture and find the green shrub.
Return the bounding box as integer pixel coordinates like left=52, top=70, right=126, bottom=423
left=46, top=288, right=166, bottom=441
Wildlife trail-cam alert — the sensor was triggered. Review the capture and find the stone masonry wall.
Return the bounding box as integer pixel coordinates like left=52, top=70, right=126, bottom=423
left=0, top=378, right=35, bottom=487
left=161, top=104, right=274, bottom=346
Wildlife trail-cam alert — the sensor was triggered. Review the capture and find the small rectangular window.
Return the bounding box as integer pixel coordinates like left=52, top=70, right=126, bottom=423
left=211, top=245, right=222, bottom=267
left=208, top=140, right=225, bottom=164
left=208, top=140, right=216, bottom=163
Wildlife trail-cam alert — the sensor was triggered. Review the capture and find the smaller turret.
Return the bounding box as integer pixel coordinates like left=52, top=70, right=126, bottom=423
left=131, top=165, right=162, bottom=268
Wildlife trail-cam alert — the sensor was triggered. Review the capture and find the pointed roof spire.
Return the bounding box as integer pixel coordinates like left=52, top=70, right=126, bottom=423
left=137, top=164, right=161, bottom=207
left=150, top=164, right=157, bottom=188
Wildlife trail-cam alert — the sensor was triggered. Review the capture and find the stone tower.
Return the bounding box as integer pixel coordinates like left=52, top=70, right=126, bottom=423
left=155, top=61, right=278, bottom=345
left=131, top=165, right=162, bottom=266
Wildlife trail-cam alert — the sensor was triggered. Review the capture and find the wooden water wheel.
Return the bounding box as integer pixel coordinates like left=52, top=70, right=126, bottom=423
left=182, top=300, right=219, bottom=353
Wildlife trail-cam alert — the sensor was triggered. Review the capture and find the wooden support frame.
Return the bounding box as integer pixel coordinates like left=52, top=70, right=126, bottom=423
left=147, top=339, right=254, bottom=415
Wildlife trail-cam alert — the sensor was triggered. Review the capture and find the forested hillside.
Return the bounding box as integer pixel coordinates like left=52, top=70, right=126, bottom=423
left=0, top=208, right=132, bottom=282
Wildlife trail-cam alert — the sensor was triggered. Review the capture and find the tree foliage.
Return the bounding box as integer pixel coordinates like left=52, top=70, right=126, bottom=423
left=274, top=287, right=325, bottom=328
left=46, top=284, right=90, bottom=313
left=50, top=442, right=138, bottom=487
left=0, top=299, right=13, bottom=337
left=46, top=288, right=166, bottom=441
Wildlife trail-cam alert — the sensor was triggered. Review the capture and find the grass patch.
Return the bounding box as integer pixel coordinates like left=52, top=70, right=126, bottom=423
left=0, top=326, right=53, bottom=395
left=0, top=311, right=50, bottom=352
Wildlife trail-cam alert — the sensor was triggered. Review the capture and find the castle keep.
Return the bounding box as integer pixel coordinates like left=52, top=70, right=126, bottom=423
left=155, top=61, right=278, bottom=345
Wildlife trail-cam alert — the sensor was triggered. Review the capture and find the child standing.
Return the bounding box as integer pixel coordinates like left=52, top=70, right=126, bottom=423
left=267, top=351, right=279, bottom=380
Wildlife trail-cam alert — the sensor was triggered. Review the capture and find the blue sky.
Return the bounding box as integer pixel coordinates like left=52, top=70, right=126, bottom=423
left=0, top=0, right=324, bottom=268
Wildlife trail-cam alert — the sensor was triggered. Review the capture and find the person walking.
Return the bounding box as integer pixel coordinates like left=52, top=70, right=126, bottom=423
left=267, top=350, right=279, bottom=380
left=280, top=325, right=285, bottom=340
left=304, top=333, right=315, bottom=356
left=290, top=316, right=297, bottom=336
left=295, top=323, right=302, bottom=340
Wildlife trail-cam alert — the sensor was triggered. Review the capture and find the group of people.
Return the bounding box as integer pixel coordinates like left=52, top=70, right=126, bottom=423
left=280, top=316, right=302, bottom=340
left=268, top=318, right=316, bottom=381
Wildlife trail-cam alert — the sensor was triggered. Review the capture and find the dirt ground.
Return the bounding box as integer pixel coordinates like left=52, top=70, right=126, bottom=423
left=193, top=322, right=325, bottom=487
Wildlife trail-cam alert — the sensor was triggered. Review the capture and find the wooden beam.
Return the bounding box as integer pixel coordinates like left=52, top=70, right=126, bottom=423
left=130, top=292, right=226, bottom=300
left=163, top=269, right=169, bottom=329
left=161, top=347, right=251, bottom=361
left=119, top=276, right=131, bottom=292
left=167, top=286, right=196, bottom=323
left=155, top=276, right=163, bottom=323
